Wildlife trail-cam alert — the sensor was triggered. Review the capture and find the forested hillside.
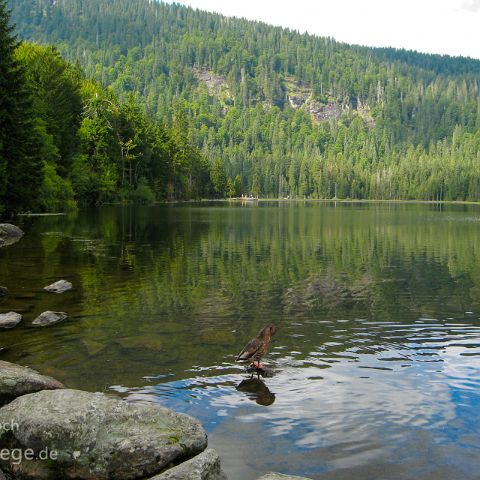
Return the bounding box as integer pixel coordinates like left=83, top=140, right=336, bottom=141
left=7, top=0, right=480, bottom=203
left=0, top=0, right=212, bottom=214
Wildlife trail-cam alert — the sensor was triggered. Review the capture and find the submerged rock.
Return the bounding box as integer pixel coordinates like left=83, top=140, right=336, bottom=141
left=149, top=449, right=227, bottom=480
left=0, top=313, right=22, bottom=329
left=0, top=224, right=23, bottom=248
left=0, top=361, right=64, bottom=406
left=256, top=474, right=313, bottom=480
left=0, top=287, right=8, bottom=298
left=32, top=311, right=67, bottom=326
left=0, top=389, right=207, bottom=479
left=115, top=335, right=163, bottom=351
left=44, top=279, right=73, bottom=293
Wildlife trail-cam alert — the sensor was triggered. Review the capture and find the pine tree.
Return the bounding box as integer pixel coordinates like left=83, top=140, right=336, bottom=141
left=0, top=0, right=43, bottom=212
left=210, top=157, right=227, bottom=197
left=233, top=174, right=243, bottom=197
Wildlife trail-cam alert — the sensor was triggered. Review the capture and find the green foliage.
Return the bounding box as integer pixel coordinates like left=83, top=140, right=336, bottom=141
left=0, top=0, right=43, bottom=212
left=15, top=42, right=82, bottom=174
left=39, top=162, right=76, bottom=211
left=130, top=177, right=156, bottom=204
left=226, top=178, right=235, bottom=198
left=70, top=154, right=91, bottom=200
left=2, top=43, right=208, bottom=211
left=168, top=101, right=211, bottom=199
left=210, top=158, right=227, bottom=198
left=234, top=175, right=243, bottom=197
left=6, top=0, right=480, bottom=203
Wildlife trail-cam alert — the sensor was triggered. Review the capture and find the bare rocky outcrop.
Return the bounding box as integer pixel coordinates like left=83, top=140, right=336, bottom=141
left=192, top=67, right=232, bottom=112
left=284, top=76, right=374, bottom=126
left=192, top=67, right=227, bottom=92
left=285, top=76, right=343, bottom=123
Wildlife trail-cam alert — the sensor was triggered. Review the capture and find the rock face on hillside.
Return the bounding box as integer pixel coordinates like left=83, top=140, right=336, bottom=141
left=0, top=389, right=208, bottom=479
left=193, top=67, right=228, bottom=93
left=0, top=361, right=65, bottom=406
left=284, top=76, right=374, bottom=127
left=0, top=224, right=23, bottom=248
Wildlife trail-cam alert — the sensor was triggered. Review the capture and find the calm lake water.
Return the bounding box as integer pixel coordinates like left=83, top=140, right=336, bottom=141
left=2, top=202, right=480, bottom=479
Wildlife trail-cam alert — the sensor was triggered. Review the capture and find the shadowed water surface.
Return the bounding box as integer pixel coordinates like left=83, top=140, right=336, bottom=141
left=1, top=202, right=480, bottom=479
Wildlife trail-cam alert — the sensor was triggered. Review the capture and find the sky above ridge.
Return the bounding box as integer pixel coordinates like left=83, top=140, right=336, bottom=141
left=172, top=0, right=480, bottom=60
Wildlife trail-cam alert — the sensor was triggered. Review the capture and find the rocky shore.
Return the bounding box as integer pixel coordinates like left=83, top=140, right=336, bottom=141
left=0, top=361, right=311, bottom=480
left=0, top=224, right=311, bottom=479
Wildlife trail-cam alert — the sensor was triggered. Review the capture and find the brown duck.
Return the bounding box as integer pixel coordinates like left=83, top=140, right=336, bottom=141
left=236, top=324, right=276, bottom=369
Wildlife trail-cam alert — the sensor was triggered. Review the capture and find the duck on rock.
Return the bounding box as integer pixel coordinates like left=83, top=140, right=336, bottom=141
left=236, top=324, right=276, bottom=370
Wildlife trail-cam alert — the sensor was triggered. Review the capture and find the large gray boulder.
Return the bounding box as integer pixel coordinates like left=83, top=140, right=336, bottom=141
left=32, top=311, right=67, bottom=326
left=44, top=280, right=73, bottom=294
left=0, top=361, right=64, bottom=406
left=149, top=449, right=226, bottom=480
left=0, top=389, right=208, bottom=479
left=256, top=474, right=312, bottom=480
left=0, top=312, right=22, bottom=329
left=0, top=224, right=23, bottom=248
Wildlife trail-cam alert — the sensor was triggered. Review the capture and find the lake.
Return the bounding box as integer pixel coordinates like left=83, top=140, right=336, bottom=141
left=1, top=202, right=480, bottom=479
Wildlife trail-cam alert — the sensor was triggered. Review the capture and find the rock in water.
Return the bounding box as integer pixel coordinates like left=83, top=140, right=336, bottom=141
left=0, top=361, right=64, bottom=406
left=32, top=311, right=67, bottom=326
left=0, top=224, right=24, bottom=248
left=0, top=224, right=23, bottom=236
left=44, top=279, right=73, bottom=293
left=0, top=287, right=8, bottom=298
left=0, top=389, right=207, bottom=479
left=256, top=474, right=313, bottom=480
left=0, top=312, right=22, bottom=329
left=148, top=449, right=227, bottom=480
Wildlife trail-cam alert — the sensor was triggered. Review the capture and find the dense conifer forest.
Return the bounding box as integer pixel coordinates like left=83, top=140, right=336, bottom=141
left=3, top=0, right=480, bottom=211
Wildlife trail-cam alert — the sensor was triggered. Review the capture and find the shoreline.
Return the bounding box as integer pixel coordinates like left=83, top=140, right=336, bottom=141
left=165, top=197, right=480, bottom=206
left=7, top=198, right=480, bottom=218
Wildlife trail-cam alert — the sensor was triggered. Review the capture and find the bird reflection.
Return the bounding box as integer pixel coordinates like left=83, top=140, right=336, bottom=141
left=236, top=377, right=276, bottom=406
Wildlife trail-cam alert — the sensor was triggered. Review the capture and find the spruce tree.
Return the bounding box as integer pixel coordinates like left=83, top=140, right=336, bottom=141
left=0, top=0, right=42, bottom=212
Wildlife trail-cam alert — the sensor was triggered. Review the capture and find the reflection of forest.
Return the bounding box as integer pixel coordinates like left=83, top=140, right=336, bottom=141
left=67, top=204, right=478, bottom=317
left=1, top=203, right=479, bottom=390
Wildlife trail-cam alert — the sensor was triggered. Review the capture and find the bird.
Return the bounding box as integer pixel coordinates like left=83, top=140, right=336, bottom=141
left=236, top=324, right=276, bottom=370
